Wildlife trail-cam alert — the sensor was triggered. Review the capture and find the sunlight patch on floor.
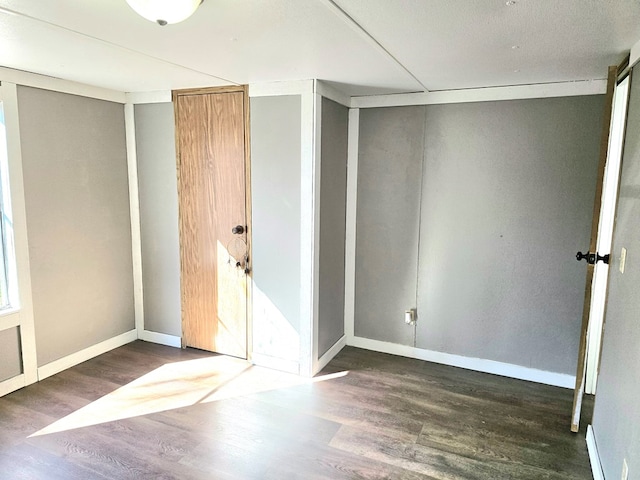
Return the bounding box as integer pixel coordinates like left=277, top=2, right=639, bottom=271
left=30, top=355, right=348, bottom=437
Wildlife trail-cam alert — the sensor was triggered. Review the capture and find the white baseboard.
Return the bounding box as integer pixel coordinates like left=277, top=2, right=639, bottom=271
left=315, top=335, right=346, bottom=374
left=586, top=425, right=605, bottom=480
left=37, top=329, right=138, bottom=381
left=348, top=336, right=576, bottom=389
left=251, top=352, right=300, bottom=375
left=139, top=330, right=181, bottom=348
left=0, top=373, right=25, bottom=397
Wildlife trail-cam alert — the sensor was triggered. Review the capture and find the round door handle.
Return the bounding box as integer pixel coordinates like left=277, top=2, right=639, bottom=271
left=232, top=225, right=245, bottom=235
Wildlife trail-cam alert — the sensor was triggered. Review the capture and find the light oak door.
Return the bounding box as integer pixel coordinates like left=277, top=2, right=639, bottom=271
left=174, top=86, right=250, bottom=359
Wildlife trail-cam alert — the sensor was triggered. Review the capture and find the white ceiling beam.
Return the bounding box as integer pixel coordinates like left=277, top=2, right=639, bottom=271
left=351, top=80, right=608, bottom=109
left=0, top=66, right=126, bottom=103
left=317, top=0, right=428, bottom=93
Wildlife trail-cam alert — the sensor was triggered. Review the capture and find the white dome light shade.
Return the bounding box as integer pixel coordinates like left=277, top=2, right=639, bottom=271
left=126, top=0, right=203, bottom=26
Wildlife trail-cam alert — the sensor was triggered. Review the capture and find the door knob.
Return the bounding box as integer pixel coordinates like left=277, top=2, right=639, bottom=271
left=232, top=225, right=245, bottom=235
left=576, top=251, right=610, bottom=265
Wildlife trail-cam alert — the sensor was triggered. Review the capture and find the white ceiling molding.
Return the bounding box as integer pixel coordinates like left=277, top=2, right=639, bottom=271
left=0, top=66, right=126, bottom=103
left=315, top=80, right=351, bottom=108
left=351, top=80, right=608, bottom=109
left=248, top=80, right=313, bottom=98
left=125, top=91, right=172, bottom=104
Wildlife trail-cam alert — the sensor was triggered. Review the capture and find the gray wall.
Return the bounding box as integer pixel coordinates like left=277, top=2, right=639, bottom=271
left=356, top=106, right=426, bottom=345
left=417, top=97, right=603, bottom=374
left=18, top=86, right=134, bottom=366
left=250, top=95, right=302, bottom=363
left=0, top=327, right=21, bottom=382
left=592, top=71, right=640, bottom=480
left=318, top=98, right=348, bottom=357
left=135, top=103, right=181, bottom=337
left=356, top=96, right=604, bottom=375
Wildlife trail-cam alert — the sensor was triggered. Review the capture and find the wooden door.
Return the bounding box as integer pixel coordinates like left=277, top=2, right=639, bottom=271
left=570, top=67, right=618, bottom=432
left=173, top=86, right=250, bottom=359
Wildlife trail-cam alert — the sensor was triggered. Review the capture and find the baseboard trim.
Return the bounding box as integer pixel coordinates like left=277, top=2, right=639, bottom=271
left=316, top=335, right=347, bottom=374
left=37, top=329, right=138, bottom=381
left=251, top=352, right=299, bottom=375
left=139, top=330, right=181, bottom=348
left=586, top=425, right=605, bottom=480
left=0, top=373, right=25, bottom=397
left=349, top=336, right=576, bottom=389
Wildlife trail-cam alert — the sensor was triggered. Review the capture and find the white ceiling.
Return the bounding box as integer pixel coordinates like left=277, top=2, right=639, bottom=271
left=0, top=0, right=638, bottom=96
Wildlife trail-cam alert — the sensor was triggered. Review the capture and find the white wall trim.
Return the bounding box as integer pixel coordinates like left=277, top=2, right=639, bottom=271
left=0, top=374, right=25, bottom=397
left=630, top=37, right=640, bottom=70
left=125, top=91, right=172, bottom=104
left=344, top=108, right=359, bottom=343
left=298, top=81, right=318, bottom=377
left=310, top=89, right=322, bottom=375
left=251, top=352, right=300, bottom=375
left=139, top=330, right=181, bottom=348
left=37, top=329, right=137, bottom=381
left=316, top=80, right=351, bottom=108
left=0, top=66, right=126, bottom=104
left=1, top=82, right=38, bottom=386
left=316, top=335, right=346, bottom=373
left=351, top=80, right=607, bottom=109
left=124, top=104, right=145, bottom=338
left=0, top=311, right=20, bottom=332
left=349, top=336, right=576, bottom=389
left=249, top=80, right=313, bottom=98
left=586, top=425, right=605, bottom=480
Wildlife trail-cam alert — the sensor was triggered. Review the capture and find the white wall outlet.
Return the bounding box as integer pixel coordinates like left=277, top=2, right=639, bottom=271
left=621, top=458, right=628, bottom=480
left=620, top=247, right=627, bottom=274
left=404, top=309, right=416, bottom=326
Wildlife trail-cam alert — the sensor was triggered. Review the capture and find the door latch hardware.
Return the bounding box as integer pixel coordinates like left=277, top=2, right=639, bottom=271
left=576, top=251, right=610, bottom=265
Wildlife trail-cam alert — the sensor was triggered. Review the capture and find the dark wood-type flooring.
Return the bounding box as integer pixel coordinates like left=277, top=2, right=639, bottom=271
left=0, top=341, right=594, bottom=479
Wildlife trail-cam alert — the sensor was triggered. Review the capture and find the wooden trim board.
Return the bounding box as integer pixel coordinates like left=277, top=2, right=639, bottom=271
left=139, top=330, right=182, bottom=348
left=316, top=335, right=347, bottom=374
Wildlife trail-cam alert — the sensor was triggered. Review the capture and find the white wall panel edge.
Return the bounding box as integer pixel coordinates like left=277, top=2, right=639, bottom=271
left=586, top=425, right=605, bottom=480
left=1, top=82, right=38, bottom=385
left=344, top=108, right=359, bottom=343
left=124, top=104, right=144, bottom=338
left=348, top=336, right=577, bottom=389
left=351, top=80, right=608, bottom=109
left=0, top=66, right=126, bottom=103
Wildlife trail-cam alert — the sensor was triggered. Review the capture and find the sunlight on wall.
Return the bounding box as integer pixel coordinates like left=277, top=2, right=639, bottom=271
left=252, top=285, right=300, bottom=362
left=30, top=355, right=348, bottom=437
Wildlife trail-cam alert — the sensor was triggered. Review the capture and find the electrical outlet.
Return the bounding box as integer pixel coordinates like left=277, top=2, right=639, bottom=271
left=620, top=247, right=627, bottom=274
left=622, top=458, right=628, bottom=480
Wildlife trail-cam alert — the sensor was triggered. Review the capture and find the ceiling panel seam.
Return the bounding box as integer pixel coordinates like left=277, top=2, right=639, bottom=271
left=317, top=0, right=428, bottom=92
left=0, top=6, right=239, bottom=87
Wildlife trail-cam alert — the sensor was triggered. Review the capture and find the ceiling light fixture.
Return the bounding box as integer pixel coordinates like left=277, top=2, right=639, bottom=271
left=126, top=0, right=203, bottom=26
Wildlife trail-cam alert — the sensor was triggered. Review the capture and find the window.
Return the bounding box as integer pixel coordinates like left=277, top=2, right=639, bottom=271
left=0, top=102, right=17, bottom=310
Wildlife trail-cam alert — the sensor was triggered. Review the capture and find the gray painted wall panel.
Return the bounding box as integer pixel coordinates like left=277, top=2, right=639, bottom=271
left=0, top=327, right=21, bottom=382
left=18, top=86, right=134, bottom=366
left=355, top=106, right=426, bottom=345
left=592, top=73, right=640, bottom=479
left=416, top=97, right=603, bottom=374
left=318, top=98, right=348, bottom=357
left=135, top=103, right=181, bottom=337
left=250, top=95, right=301, bottom=362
